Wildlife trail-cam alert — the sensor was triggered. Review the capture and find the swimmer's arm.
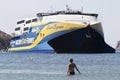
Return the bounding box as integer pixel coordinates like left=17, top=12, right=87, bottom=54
left=67, top=70, right=70, bottom=75
left=75, top=64, right=81, bottom=74
left=67, top=64, right=70, bottom=75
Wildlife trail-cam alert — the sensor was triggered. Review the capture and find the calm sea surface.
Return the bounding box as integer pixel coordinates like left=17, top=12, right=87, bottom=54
left=0, top=52, right=120, bottom=80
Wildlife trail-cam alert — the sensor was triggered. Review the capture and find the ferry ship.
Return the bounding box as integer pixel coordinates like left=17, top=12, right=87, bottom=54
left=8, top=8, right=115, bottom=53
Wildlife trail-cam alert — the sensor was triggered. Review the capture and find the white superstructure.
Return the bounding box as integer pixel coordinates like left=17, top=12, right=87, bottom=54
left=13, top=9, right=99, bottom=37
left=41, top=14, right=97, bottom=24
left=13, top=18, right=39, bottom=36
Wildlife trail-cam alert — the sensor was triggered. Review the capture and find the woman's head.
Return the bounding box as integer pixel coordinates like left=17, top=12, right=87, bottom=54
left=69, top=58, right=73, bottom=63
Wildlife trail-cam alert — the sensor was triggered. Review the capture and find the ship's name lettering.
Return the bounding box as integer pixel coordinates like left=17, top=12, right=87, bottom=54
left=27, top=37, right=35, bottom=43
left=47, top=26, right=63, bottom=30
left=12, top=37, right=35, bottom=45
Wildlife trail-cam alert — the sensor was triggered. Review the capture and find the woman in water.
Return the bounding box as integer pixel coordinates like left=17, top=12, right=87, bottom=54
left=67, top=58, right=81, bottom=75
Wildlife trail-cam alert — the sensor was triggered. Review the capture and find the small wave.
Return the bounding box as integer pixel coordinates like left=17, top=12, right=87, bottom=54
left=0, top=69, right=63, bottom=74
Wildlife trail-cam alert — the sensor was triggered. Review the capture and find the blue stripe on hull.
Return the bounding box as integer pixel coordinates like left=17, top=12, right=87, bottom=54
left=8, top=49, right=54, bottom=53
left=8, top=50, right=54, bottom=54
left=9, top=41, right=54, bottom=53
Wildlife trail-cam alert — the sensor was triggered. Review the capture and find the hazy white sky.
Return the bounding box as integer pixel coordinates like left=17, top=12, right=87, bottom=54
left=0, top=0, right=119, bottom=48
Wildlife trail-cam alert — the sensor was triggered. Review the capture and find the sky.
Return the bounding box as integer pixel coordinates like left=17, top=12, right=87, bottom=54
left=0, top=0, right=120, bottom=48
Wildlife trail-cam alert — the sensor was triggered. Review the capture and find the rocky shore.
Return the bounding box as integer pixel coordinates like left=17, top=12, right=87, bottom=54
left=0, top=30, right=11, bottom=51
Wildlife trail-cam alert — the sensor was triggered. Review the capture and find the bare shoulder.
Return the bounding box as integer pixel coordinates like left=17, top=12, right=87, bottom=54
left=68, top=63, right=71, bottom=66
left=73, top=63, right=76, bottom=66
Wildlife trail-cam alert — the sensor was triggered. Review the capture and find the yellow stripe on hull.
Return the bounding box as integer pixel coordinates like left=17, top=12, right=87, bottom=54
left=8, top=22, right=87, bottom=51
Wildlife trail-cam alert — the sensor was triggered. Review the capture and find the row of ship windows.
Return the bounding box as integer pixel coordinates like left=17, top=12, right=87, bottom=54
left=15, top=26, right=37, bottom=31
left=15, top=27, right=39, bottom=33
left=15, top=27, right=30, bottom=31
left=17, top=18, right=38, bottom=24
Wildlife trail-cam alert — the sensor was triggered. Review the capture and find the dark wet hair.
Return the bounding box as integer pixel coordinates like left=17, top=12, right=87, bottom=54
left=69, top=58, right=73, bottom=63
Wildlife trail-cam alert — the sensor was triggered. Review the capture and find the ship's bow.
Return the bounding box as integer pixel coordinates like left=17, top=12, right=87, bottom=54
left=48, top=23, right=115, bottom=53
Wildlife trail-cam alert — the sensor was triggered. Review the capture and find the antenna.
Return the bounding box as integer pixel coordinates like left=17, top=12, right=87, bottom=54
left=50, top=6, right=53, bottom=13
left=81, top=6, right=83, bottom=13
left=66, top=4, right=71, bottom=11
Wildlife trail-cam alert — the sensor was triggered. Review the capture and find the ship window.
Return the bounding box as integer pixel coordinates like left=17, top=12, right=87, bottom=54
left=24, top=27, right=29, bottom=31
left=32, top=18, right=37, bottom=22
left=31, top=27, right=36, bottom=32
left=15, top=27, right=20, bottom=31
left=17, top=20, right=25, bottom=24
left=26, top=20, right=31, bottom=24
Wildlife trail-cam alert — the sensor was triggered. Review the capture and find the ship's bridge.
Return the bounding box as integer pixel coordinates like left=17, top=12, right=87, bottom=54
left=37, top=10, right=98, bottom=24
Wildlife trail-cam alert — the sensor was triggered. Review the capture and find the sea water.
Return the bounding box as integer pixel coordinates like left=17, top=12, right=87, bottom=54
left=0, top=52, right=120, bottom=80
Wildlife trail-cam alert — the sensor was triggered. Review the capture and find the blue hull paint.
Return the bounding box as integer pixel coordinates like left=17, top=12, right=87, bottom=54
left=9, top=26, right=73, bottom=53
left=9, top=50, right=54, bottom=53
